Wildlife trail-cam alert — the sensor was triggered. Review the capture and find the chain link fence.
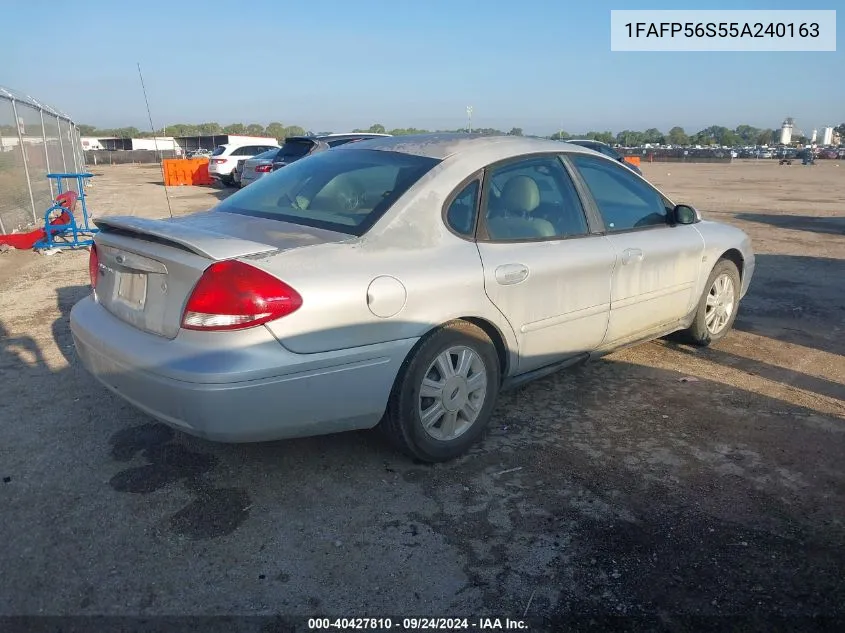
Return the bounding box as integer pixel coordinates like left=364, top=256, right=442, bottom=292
left=0, top=85, right=83, bottom=235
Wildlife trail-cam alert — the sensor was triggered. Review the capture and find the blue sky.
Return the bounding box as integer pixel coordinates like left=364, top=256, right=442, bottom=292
left=4, top=0, right=842, bottom=135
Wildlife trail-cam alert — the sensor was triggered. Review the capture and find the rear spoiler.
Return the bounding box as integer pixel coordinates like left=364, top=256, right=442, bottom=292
left=94, top=216, right=278, bottom=261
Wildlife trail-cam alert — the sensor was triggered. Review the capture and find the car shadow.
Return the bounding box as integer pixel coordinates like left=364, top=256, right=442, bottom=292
left=735, top=213, right=845, bottom=236
left=732, top=254, right=845, bottom=356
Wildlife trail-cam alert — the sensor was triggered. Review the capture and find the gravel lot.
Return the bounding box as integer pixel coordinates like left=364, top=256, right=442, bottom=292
left=1, top=160, right=843, bottom=630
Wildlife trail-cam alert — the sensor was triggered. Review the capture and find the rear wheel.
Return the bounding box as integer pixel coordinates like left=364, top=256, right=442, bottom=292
left=683, top=259, right=741, bottom=346
left=382, top=321, right=501, bottom=462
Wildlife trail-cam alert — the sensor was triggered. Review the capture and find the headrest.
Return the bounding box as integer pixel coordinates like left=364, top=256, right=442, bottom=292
left=501, top=175, right=540, bottom=214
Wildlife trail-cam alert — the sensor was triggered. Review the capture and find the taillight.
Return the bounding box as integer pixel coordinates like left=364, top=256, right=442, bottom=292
left=88, top=244, right=99, bottom=289
left=210, top=158, right=226, bottom=164
left=181, top=260, right=302, bottom=331
left=254, top=164, right=273, bottom=173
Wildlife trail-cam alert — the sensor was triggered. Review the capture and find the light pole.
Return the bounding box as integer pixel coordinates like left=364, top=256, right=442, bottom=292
left=466, top=106, right=473, bottom=134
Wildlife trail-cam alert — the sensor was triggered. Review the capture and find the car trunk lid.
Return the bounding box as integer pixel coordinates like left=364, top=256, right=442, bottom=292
left=92, top=211, right=351, bottom=339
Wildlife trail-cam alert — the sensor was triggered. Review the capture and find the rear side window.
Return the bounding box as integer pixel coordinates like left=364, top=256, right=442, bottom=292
left=216, top=149, right=440, bottom=236
left=445, top=180, right=480, bottom=236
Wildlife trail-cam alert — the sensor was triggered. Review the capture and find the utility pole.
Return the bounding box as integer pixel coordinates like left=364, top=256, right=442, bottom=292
left=466, top=106, right=473, bottom=134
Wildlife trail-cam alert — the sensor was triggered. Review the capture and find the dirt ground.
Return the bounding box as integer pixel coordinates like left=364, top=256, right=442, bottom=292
left=1, top=160, right=843, bottom=630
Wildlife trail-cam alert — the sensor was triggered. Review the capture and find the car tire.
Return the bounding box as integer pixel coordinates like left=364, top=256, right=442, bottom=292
left=683, top=259, right=741, bottom=346
left=382, top=320, right=501, bottom=463
left=232, top=169, right=241, bottom=187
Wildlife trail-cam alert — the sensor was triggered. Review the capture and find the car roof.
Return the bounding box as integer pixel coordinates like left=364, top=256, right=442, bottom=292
left=337, top=133, right=597, bottom=161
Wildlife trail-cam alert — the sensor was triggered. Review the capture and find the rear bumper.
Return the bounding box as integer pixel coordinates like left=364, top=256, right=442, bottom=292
left=70, top=296, right=417, bottom=442
left=239, top=171, right=265, bottom=186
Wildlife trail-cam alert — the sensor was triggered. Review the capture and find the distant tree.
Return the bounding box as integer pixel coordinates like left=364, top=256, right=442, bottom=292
left=734, top=124, right=760, bottom=145
left=834, top=123, right=845, bottom=138
left=721, top=130, right=741, bottom=146
left=641, top=128, right=664, bottom=144
left=508, top=127, right=523, bottom=136
left=197, top=122, right=222, bottom=135
left=222, top=123, right=246, bottom=134
left=472, top=128, right=505, bottom=136
left=265, top=122, right=286, bottom=140
left=283, top=125, right=307, bottom=138
left=667, top=126, right=689, bottom=145
left=166, top=123, right=199, bottom=137
left=755, top=129, right=775, bottom=145
left=388, top=128, right=429, bottom=136
left=110, top=127, right=140, bottom=138
left=245, top=123, right=266, bottom=136
left=77, top=124, right=97, bottom=136
left=616, top=130, right=644, bottom=146
left=549, top=131, right=570, bottom=140
left=368, top=123, right=386, bottom=134
left=585, top=130, right=614, bottom=144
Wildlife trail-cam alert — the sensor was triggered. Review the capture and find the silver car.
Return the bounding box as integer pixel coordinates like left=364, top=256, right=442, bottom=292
left=70, top=134, right=755, bottom=462
left=238, top=148, right=288, bottom=187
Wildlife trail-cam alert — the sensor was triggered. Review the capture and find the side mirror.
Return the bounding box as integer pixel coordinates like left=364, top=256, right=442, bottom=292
left=672, top=204, right=698, bottom=225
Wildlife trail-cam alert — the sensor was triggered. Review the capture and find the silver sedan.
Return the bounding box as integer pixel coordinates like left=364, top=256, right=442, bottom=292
left=70, top=134, right=755, bottom=462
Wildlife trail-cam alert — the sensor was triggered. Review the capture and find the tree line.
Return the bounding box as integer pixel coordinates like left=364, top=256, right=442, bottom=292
left=69, top=121, right=845, bottom=146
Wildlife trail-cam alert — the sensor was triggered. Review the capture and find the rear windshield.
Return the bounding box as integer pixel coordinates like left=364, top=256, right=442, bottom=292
left=278, top=139, right=316, bottom=159
left=216, top=149, right=440, bottom=236
left=211, top=146, right=227, bottom=156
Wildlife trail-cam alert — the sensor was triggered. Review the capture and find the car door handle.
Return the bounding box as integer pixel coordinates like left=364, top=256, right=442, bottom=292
left=495, top=264, right=529, bottom=285
left=621, top=248, right=644, bottom=265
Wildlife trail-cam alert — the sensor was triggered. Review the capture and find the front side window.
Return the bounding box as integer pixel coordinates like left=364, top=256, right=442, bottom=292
left=445, top=180, right=480, bottom=236
left=482, top=156, right=589, bottom=241
left=570, top=154, right=667, bottom=231
left=216, top=149, right=440, bottom=236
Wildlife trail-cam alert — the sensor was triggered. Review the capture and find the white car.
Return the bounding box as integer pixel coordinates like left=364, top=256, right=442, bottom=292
left=208, top=142, right=280, bottom=186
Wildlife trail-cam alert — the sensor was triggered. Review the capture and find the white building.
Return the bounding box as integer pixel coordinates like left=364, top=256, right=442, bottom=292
left=80, top=136, right=105, bottom=150
left=779, top=118, right=794, bottom=145
left=130, top=137, right=180, bottom=152
left=821, top=127, right=834, bottom=146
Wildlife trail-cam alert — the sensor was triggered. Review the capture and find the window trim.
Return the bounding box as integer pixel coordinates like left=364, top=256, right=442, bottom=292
left=563, top=152, right=689, bottom=236
left=441, top=171, right=484, bottom=241
left=474, top=152, right=598, bottom=244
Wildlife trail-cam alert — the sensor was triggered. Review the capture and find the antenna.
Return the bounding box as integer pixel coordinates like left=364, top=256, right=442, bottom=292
left=137, top=63, right=173, bottom=218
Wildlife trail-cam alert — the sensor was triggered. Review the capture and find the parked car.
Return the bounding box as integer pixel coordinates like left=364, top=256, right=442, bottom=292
left=187, top=148, right=212, bottom=159
left=208, top=142, right=280, bottom=186
left=71, top=134, right=755, bottom=462
left=240, top=133, right=391, bottom=187
left=565, top=139, right=643, bottom=175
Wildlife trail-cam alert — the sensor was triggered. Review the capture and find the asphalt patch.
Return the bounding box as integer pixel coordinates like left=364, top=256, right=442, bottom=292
left=109, top=422, right=251, bottom=540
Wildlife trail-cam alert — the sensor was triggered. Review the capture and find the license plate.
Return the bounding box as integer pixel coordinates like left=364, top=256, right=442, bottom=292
left=115, top=272, right=147, bottom=309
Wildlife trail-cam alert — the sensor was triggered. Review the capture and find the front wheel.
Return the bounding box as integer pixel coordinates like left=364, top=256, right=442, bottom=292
left=683, top=259, right=741, bottom=346
left=382, top=321, right=501, bottom=462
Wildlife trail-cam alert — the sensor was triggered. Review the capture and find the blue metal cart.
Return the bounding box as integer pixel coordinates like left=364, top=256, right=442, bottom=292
left=34, top=172, right=99, bottom=250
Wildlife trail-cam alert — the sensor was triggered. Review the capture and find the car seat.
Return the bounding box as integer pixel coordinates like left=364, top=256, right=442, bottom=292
left=486, top=175, right=556, bottom=239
